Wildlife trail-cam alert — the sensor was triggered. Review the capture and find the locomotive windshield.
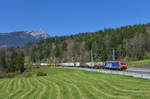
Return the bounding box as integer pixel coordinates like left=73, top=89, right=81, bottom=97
left=121, top=62, right=126, bottom=65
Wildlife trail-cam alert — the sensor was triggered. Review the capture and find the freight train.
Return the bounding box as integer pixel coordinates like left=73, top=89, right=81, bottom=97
left=48, top=61, right=127, bottom=70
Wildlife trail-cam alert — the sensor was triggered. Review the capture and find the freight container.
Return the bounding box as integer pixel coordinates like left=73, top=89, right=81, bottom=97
left=40, top=63, right=49, bottom=66
left=74, top=62, right=80, bottom=66
left=94, top=62, right=104, bottom=68
left=59, top=63, right=75, bottom=67
left=80, top=62, right=94, bottom=67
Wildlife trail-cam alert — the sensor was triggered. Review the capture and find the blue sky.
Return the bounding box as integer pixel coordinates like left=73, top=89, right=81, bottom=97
left=0, top=0, right=150, bottom=36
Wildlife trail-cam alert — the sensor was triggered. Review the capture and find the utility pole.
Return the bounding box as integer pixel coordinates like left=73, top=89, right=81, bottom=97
left=54, top=56, right=56, bottom=67
left=91, top=49, right=93, bottom=62
left=112, top=48, right=115, bottom=61
left=54, top=37, right=56, bottom=67
left=72, top=57, right=74, bottom=62
left=91, top=49, right=94, bottom=67
left=80, top=55, right=82, bottom=62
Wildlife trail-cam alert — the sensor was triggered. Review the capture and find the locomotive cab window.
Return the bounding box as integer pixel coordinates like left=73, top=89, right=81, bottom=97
left=121, top=62, right=126, bottom=65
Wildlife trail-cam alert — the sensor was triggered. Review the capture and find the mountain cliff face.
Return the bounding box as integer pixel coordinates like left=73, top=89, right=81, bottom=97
left=0, top=30, right=49, bottom=48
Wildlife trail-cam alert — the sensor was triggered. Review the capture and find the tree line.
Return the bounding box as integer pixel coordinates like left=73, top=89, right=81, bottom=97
left=1, top=23, right=150, bottom=73
left=23, top=23, right=150, bottom=63
left=0, top=48, right=25, bottom=73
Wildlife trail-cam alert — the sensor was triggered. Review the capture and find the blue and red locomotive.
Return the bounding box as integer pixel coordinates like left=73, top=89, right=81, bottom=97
left=104, top=61, right=127, bottom=70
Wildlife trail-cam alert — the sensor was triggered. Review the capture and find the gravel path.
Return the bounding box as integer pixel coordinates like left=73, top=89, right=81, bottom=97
left=57, top=67, right=150, bottom=80
left=127, top=64, right=150, bottom=72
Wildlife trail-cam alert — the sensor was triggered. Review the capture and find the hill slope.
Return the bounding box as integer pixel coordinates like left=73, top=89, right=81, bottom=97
left=24, top=24, right=150, bottom=62
left=0, top=68, right=150, bottom=99
left=0, top=30, right=49, bottom=48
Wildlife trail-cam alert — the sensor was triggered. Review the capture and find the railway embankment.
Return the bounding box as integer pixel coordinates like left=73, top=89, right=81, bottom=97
left=127, top=64, right=150, bottom=72
left=57, top=66, right=150, bottom=80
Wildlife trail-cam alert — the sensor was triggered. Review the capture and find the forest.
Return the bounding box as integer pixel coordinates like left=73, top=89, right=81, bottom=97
left=24, top=23, right=150, bottom=63
left=0, top=48, right=24, bottom=74
left=1, top=23, right=150, bottom=73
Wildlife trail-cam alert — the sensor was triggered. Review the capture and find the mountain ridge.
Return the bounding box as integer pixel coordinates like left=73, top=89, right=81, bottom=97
left=0, top=30, right=49, bottom=48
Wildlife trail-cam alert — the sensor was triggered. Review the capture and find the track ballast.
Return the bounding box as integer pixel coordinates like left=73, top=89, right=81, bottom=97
left=56, top=66, right=150, bottom=80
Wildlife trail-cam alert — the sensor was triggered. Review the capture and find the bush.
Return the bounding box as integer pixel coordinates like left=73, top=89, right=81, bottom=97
left=23, top=72, right=33, bottom=77
left=7, top=72, right=19, bottom=78
left=143, top=52, right=150, bottom=59
left=36, top=71, right=47, bottom=76
left=0, top=72, right=19, bottom=79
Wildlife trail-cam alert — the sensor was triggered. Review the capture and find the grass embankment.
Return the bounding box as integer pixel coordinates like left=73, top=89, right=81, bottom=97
left=127, top=59, right=150, bottom=67
left=0, top=67, right=150, bottom=99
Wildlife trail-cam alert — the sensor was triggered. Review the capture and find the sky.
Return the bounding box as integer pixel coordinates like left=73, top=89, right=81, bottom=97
left=0, top=0, right=150, bottom=36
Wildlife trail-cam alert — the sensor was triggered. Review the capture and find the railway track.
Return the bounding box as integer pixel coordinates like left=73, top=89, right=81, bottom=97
left=56, top=66, right=150, bottom=80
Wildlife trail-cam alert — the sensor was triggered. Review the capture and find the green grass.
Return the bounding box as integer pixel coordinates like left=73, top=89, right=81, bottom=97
left=0, top=67, right=150, bottom=99
left=127, top=59, right=150, bottom=67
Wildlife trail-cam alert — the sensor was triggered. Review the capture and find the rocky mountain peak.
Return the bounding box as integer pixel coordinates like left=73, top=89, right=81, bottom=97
left=0, top=30, right=49, bottom=48
left=24, top=30, right=49, bottom=39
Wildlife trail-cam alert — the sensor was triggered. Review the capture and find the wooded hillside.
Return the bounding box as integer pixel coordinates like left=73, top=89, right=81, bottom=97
left=24, top=23, right=150, bottom=63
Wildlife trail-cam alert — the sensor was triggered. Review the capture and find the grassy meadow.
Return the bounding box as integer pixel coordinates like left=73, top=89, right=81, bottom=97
left=0, top=67, right=150, bottom=99
left=127, top=59, right=150, bottom=67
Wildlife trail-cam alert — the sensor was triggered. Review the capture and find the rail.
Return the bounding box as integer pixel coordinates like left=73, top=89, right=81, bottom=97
left=56, top=67, right=150, bottom=80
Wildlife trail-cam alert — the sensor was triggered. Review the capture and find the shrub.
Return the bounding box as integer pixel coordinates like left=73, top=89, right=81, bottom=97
left=36, top=71, right=47, bottom=76
left=0, top=72, right=19, bottom=79
left=7, top=73, right=18, bottom=78
left=23, top=72, right=33, bottom=77
left=143, top=52, right=150, bottom=59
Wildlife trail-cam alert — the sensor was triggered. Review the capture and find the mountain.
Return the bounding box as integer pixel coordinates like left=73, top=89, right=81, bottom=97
left=0, top=30, right=49, bottom=48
